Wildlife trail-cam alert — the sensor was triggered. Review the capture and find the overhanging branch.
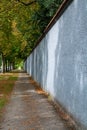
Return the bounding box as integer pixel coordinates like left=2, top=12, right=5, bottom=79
left=0, top=0, right=37, bottom=13
left=16, top=0, right=37, bottom=6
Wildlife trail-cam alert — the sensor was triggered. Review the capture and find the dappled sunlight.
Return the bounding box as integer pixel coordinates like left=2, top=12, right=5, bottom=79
left=0, top=72, right=18, bottom=78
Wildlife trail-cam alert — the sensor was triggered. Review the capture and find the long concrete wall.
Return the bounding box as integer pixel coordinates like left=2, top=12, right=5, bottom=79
left=24, top=0, right=87, bottom=129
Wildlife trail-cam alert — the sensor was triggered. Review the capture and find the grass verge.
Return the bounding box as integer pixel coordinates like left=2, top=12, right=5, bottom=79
left=0, top=73, right=18, bottom=116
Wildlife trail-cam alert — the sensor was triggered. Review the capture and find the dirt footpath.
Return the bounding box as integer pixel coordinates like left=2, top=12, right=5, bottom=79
left=0, top=72, right=75, bottom=130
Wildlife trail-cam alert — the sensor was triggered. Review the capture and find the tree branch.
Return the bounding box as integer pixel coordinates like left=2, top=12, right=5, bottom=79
left=0, top=0, right=37, bottom=13
left=16, top=0, right=37, bottom=6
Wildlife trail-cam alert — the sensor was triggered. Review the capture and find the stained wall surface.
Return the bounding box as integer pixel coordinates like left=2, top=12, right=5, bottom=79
left=24, top=0, right=87, bottom=128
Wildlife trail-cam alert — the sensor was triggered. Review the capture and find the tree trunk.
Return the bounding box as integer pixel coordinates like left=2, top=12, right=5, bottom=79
left=9, top=62, right=11, bottom=71
left=13, top=62, right=15, bottom=70
left=5, top=60, right=7, bottom=72
left=2, top=54, right=5, bottom=73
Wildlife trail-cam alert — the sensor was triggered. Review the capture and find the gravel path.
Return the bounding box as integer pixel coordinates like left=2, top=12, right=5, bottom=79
left=0, top=72, right=71, bottom=130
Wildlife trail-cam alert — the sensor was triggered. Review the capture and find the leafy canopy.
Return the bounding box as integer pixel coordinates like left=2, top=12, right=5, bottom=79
left=0, top=0, right=63, bottom=65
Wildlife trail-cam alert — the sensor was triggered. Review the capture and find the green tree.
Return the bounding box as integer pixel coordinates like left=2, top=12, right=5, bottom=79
left=0, top=0, right=63, bottom=72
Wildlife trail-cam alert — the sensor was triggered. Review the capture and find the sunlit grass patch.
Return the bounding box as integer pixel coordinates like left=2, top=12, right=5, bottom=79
left=0, top=73, right=18, bottom=80
left=0, top=75, right=8, bottom=80
left=8, top=76, right=18, bottom=80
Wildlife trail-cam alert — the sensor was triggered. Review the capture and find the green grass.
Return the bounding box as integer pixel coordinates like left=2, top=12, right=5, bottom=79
left=1, top=83, right=14, bottom=95
left=0, top=73, right=18, bottom=113
left=0, top=76, right=7, bottom=80
left=8, top=76, right=18, bottom=80
left=0, top=98, right=7, bottom=109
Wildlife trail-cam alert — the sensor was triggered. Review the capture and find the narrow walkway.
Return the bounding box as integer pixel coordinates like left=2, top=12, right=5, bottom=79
left=0, top=72, right=72, bottom=130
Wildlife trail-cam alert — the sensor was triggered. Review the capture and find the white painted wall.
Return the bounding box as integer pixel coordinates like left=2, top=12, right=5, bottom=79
left=24, top=0, right=87, bottom=129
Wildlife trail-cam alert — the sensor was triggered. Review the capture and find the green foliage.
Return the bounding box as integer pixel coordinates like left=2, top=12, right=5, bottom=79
left=15, top=59, right=24, bottom=69
left=32, top=0, right=63, bottom=32
left=0, top=0, right=63, bottom=66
